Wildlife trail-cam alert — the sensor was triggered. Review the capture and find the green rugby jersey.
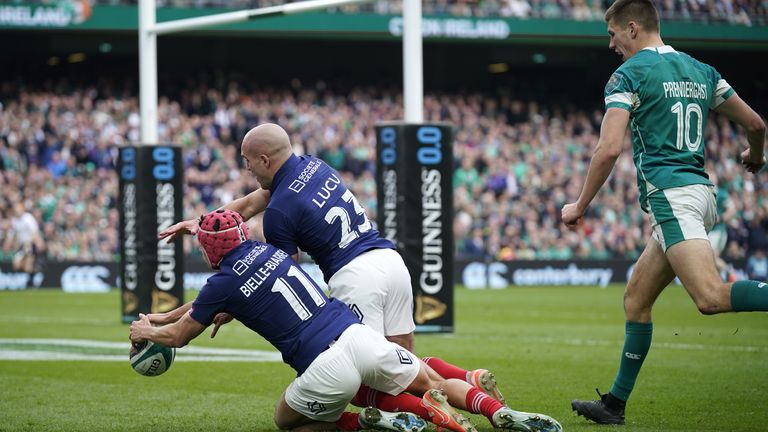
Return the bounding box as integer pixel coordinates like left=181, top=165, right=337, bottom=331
left=604, top=45, right=734, bottom=211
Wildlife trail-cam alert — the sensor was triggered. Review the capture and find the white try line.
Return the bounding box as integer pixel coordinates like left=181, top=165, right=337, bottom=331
left=0, top=316, right=116, bottom=325
left=513, top=335, right=768, bottom=353
left=0, top=338, right=282, bottom=362
left=428, top=334, right=768, bottom=353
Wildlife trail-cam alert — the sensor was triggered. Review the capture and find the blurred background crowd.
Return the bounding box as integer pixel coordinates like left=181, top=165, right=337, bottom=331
left=1, top=77, right=766, bottom=273
left=64, top=0, right=768, bottom=25
left=7, top=0, right=767, bottom=24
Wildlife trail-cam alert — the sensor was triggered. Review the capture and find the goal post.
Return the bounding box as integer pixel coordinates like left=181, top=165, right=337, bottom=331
left=123, top=0, right=381, bottom=322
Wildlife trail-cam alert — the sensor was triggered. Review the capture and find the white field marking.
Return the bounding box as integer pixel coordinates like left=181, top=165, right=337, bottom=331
left=0, top=316, right=116, bottom=325
left=437, top=334, right=768, bottom=353
left=0, top=351, right=281, bottom=362
left=0, top=339, right=282, bottom=362
left=518, top=336, right=768, bottom=353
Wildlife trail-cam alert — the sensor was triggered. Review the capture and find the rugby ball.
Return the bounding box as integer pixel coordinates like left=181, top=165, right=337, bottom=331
left=129, top=340, right=175, bottom=377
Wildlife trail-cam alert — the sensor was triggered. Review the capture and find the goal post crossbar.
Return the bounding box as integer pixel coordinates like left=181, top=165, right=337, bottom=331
left=139, top=0, right=422, bottom=144
left=150, top=0, right=372, bottom=36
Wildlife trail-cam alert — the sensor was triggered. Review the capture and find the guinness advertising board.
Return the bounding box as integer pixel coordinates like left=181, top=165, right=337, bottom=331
left=118, top=146, right=184, bottom=323
left=375, top=123, right=454, bottom=332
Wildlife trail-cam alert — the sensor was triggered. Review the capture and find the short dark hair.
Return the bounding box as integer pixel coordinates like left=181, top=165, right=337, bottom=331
left=605, top=0, right=660, bottom=32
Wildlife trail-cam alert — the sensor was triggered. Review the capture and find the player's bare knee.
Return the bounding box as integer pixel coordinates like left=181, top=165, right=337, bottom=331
left=407, top=366, right=441, bottom=395
left=274, top=395, right=301, bottom=430
left=692, top=284, right=729, bottom=315
left=623, top=291, right=651, bottom=318
left=273, top=415, right=291, bottom=430
left=423, top=375, right=443, bottom=392
left=274, top=413, right=305, bottom=431
left=695, top=298, right=725, bottom=315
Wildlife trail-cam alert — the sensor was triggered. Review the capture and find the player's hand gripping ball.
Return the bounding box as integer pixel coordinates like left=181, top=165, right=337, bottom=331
left=129, top=340, right=175, bottom=376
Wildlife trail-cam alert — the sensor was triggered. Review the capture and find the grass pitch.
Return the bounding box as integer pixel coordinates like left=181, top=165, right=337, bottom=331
left=0, top=285, right=766, bottom=431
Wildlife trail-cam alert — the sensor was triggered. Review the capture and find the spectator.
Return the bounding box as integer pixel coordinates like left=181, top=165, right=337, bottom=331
left=746, top=248, right=768, bottom=280
left=0, top=78, right=765, bottom=265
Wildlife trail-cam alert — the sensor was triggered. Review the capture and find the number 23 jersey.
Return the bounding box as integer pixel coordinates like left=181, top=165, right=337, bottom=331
left=264, top=154, right=394, bottom=282
left=604, top=45, right=734, bottom=211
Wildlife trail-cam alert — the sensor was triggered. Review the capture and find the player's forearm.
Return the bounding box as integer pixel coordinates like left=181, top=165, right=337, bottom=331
left=746, top=122, right=766, bottom=159
left=137, top=312, right=205, bottom=348
left=150, top=301, right=193, bottom=325
left=168, top=301, right=194, bottom=322
left=223, top=189, right=270, bottom=221
left=715, top=94, right=766, bottom=159
left=222, top=195, right=253, bottom=219
left=143, top=324, right=188, bottom=348
left=577, top=147, right=620, bottom=211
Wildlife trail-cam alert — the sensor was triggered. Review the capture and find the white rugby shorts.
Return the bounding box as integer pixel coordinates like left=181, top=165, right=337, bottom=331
left=648, top=184, right=717, bottom=251
left=284, top=324, right=420, bottom=422
left=328, top=248, right=416, bottom=337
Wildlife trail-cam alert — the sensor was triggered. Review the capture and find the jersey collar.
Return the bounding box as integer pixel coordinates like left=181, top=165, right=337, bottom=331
left=642, top=45, right=676, bottom=54
left=270, top=153, right=300, bottom=193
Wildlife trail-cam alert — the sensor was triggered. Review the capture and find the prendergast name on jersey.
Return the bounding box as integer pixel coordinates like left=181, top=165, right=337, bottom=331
left=662, top=81, right=707, bottom=100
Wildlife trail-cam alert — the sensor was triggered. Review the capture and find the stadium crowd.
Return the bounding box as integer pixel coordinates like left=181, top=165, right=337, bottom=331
left=76, top=0, right=768, bottom=26
left=1, top=78, right=766, bottom=267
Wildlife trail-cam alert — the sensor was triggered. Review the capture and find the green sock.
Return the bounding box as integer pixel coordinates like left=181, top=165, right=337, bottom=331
left=609, top=321, right=653, bottom=402
left=730, top=280, right=768, bottom=311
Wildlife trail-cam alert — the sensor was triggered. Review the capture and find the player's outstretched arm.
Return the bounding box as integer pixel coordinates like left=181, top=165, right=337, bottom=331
left=562, top=108, right=629, bottom=229
left=223, top=189, right=271, bottom=221
left=714, top=94, right=766, bottom=173
left=146, top=301, right=194, bottom=325
left=158, top=218, right=199, bottom=243
left=130, top=312, right=206, bottom=348
left=158, top=190, right=271, bottom=243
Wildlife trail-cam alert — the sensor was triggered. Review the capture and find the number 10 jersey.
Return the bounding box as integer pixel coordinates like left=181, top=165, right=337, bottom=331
left=603, top=45, right=734, bottom=212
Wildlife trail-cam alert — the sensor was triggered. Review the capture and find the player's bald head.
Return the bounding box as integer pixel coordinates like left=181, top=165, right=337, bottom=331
left=240, top=123, right=294, bottom=190
left=242, top=123, right=292, bottom=159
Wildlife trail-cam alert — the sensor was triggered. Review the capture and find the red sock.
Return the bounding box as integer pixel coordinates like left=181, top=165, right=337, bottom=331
left=353, top=385, right=379, bottom=407
left=465, top=387, right=503, bottom=421
left=354, top=385, right=431, bottom=421
left=421, top=357, right=468, bottom=380
left=335, top=411, right=362, bottom=431
left=351, top=385, right=371, bottom=407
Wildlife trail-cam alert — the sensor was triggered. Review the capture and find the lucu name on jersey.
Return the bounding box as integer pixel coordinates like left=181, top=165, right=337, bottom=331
left=239, top=249, right=289, bottom=297
left=312, top=173, right=342, bottom=208
left=662, top=81, right=707, bottom=100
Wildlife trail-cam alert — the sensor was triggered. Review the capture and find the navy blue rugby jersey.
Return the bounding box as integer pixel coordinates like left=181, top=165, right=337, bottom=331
left=263, top=154, right=394, bottom=282
left=189, top=240, right=359, bottom=375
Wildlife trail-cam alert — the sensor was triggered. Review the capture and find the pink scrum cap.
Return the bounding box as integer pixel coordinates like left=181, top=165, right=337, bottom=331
left=197, top=209, right=249, bottom=269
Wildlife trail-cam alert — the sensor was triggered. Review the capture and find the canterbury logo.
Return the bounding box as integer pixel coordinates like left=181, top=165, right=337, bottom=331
left=758, top=283, right=766, bottom=289
left=396, top=348, right=413, bottom=365
left=625, top=352, right=642, bottom=360
left=61, top=265, right=110, bottom=292
left=307, top=401, right=326, bottom=415
left=348, top=304, right=364, bottom=322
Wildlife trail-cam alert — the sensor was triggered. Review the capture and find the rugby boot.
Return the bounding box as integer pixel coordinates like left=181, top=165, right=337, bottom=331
left=359, top=407, right=428, bottom=432
left=571, top=388, right=626, bottom=425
